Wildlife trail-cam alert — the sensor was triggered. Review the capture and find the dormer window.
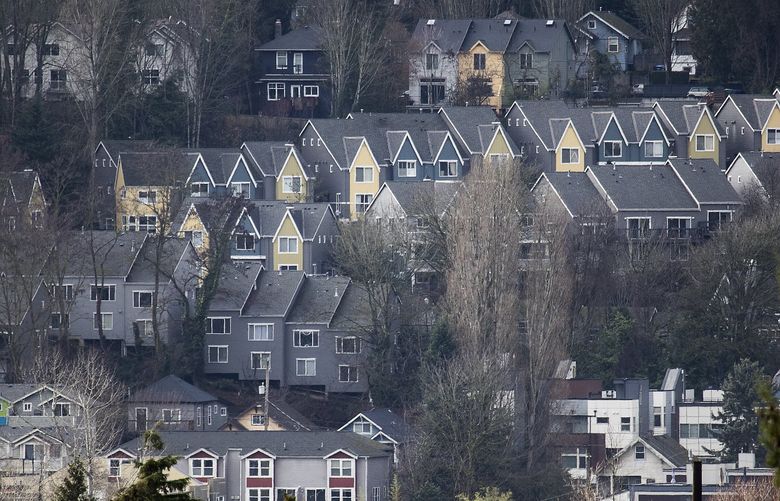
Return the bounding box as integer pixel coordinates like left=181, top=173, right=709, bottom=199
left=191, top=182, right=209, bottom=197
left=397, top=160, right=416, bottom=178
left=425, top=53, right=439, bottom=71
left=329, top=458, right=353, bottom=477
left=520, top=53, right=533, bottom=69
left=352, top=417, right=373, bottom=435
left=247, top=458, right=272, bottom=477
left=603, top=141, right=622, bottom=158
left=587, top=20, right=596, bottom=30
left=473, top=53, right=486, bottom=70
left=190, top=457, right=215, bottom=477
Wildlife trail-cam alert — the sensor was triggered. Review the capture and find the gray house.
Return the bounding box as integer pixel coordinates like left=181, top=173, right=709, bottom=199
left=128, top=375, right=227, bottom=432
left=576, top=11, right=645, bottom=71
left=725, top=152, right=780, bottom=199
left=94, top=140, right=156, bottom=230
left=340, top=408, right=410, bottom=464
left=714, top=94, right=780, bottom=162
left=107, top=430, right=392, bottom=501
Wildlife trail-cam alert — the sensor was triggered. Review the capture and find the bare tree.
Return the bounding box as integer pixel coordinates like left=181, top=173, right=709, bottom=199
left=413, top=0, right=513, bottom=19
left=630, top=0, right=688, bottom=84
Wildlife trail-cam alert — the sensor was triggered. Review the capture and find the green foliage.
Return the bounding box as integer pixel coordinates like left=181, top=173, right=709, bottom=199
left=112, top=430, right=195, bottom=501
left=425, top=321, right=456, bottom=366
left=12, top=97, right=58, bottom=164
left=713, top=359, right=767, bottom=462
left=574, top=309, right=633, bottom=383
left=456, top=487, right=513, bottom=501
left=758, top=382, right=780, bottom=486
left=53, top=457, right=95, bottom=501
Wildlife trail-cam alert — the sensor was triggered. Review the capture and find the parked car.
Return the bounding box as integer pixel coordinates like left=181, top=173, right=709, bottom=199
left=687, top=86, right=710, bottom=98
left=631, top=84, right=645, bottom=95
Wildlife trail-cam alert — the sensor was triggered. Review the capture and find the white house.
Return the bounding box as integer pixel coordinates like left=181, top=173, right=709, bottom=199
left=678, top=390, right=723, bottom=458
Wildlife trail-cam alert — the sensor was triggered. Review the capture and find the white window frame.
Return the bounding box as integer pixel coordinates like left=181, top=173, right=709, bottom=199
left=296, top=358, right=316, bottom=376
left=355, top=194, right=373, bottom=214
left=278, top=237, right=298, bottom=254
left=279, top=265, right=298, bottom=271
left=282, top=176, right=302, bottom=193
left=397, top=160, right=417, bottom=178
left=336, top=336, right=361, bottom=354
left=635, top=444, right=645, bottom=460
left=372, top=487, right=381, bottom=501
left=293, top=52, right=303, bottom=74
left=247, top=458, right=272, bottom=477
left=276, top=51, right=288, bottom=69
left=190, top=457, right=216, bottom=478
left=339, top=365, right=359, bottom=383
left=644, top=140, right=663, bottom=158
left=90, top=284, right=116, bottom=301
left=561, top=148, right=580, bottom=164
left=438, top=160, right=457, bottom=177
left=768, top=128, right=780, bottom=145
left=707, top=210, right=733, bottom=230
left=236, top=233, right=255, bottom=251
left=93, top=312, right=113, bottom=331
left=293, top=329, right=319, bottom=347
left=330, top=489, right=354, bottom=501
left=108, top=458, right=131, bottom=478
left=352, top=417, right=372, bottom=435
left=355, top=166, right=374, bottom=183
left=208, top=345, right=229, bottom=364
left=303, top=85, right=319, bottom=97
left=620, top=417, right=632, bottom=432
left=587, top=20, right=596, bottom=29
left=267, top=82, right=285, bottom=101
left=231, top=182, right=251, bottom=198
left=250, top=352, right=271, bottom=370
left=695, top=134, right=715, bottom=152
left=133, top=291, right=154, bottom=308
left=626, top=217, right=651, bottom=239
left=425, top=52, right=439, bottom=70
left=247, top=488, right=271, bottom=501
left=248, top=323, right=274, bottom=341
left=519, top=52, right=533, bottom=69
left=206, top=317, right=231, bottom=335
left=192, top=230, right=204, bottom=248
left=328, top=458, right=354, bottom=477
left=251, top=414, right=266, bottom=426
left=53, top=401, right=71, bottom=417
left=608, top=36, right=619, bottom=53
left=138, top=190, right=157, bottom=204
left=136, top=319, right=154, bottom=338
left=603, top=141, right=622, bottom=158
left=162, top=408, right=181, bottom=423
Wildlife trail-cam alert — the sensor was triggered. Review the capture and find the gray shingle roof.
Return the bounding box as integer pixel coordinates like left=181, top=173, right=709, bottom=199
left=0, top=171, right=37, bottom=206
left=288, top=203, right=334, bottom=240
left=379, top=181, right=461, bottom=218
left=256, top=26, right=322, bottom=51
left=131, top=375, right=218, bottom=404
left=736, top=152, right=780, bottom=188
left=286, top=275, right=350, bottom=324
left=243, top=270, right=305, bottom=317
left=506, top=18, right=573, bottom=53
left=582, top=11, right=646, bottom=40
left=172, top=197, right=243, bottom=237
left=360, top=408, right=409, bottom=443
left=410, top=19, right=471, bottom=53
left=346, top=113, right=451, bottom=163
left=99, top=140, right=156, bottom=166
left=589, top=164, right=698, bottom=210
left=183, top=148, right=242, bottom=185
left=653, top=100, right=702, bottom=135
left=668, top=158, right=741, bottom=205
left=116, top=430, right=391, bottom=458
left=210, top=261, right=264, bottom=311
left=243, top=201, right=289, bottom=237
left=461, top=19, right=517, bottom=52
left=119, top=151, right=189, bottom=186
left=242, top=141, right=291, bottom=177
left=52, top=231, right=146, bottom=278
left=541, top=172, right=607, bottom=217
left=330, top=283, right=373, bottom=331
left=126, top=237, right=191, bottom=283
left=641, top=434, right=689, bottom=467
left=439, top=106, right=499, bottom=153
left=0, top=384, right=44, bottom=403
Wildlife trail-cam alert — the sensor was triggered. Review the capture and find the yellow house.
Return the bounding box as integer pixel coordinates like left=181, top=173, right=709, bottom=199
left=553, top=119, right=586, bottom=172
left=761, top=101, right=780, bottom=153
left=483, top=124, right=518, bottom=161
left=346, top=137, right=381, bottom=221
left=455, top=20, right=516, bottom=110
left=178, top=203, right=209, bottom=252
left=275, top=145, right=309, bottom=203
left=688, top=107, right=721, bottom=165
left=272, top=210, right=303, bottom=271
left=115, top=152, right=185, bottom=233
left=232, top=400, right=314, bottom=431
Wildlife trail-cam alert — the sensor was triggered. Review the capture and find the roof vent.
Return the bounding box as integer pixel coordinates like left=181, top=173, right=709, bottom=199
left=283, top=442, right=287, bottom=450
left=426, top=19, right=435, bottom=26
left=503, top=19, right=511, bottom=26
left=546, top=20, right=554, bottom=26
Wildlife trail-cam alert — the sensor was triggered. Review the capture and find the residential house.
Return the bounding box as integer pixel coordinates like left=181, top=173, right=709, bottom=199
left=340, top=409, right=410, bottom=463
left=597, top=435, right=689, bottom=493
left=140, top=19, right=198, bottom=96
left=174, top=197, right=244, bottom=256
left=576, top=11, right=646, bottom=71
left=255, top=24, right=330, bottom=118
left=0, top=426, right=69, bottom=478
left=408, top=19, right=470, bottom=108
left=115, top=151, right=189, bottom=233
left=128, top=375, right=228, bottom=433
left=107, top=430, right=392, bottom=501
left=94, top=140, right=157, bottom=230
left=652, top=99, right=726, bottom=166
left=242, top=141, right=302, bottom=201
left=229, top=392, right=316, bottom=431
left=671, top=5, right=697, bottom=75
left=183, top=148, right=248, bottom=199
left=678, top=390, right=723, bottom=458
left=725, top=152, right=780, bottom=199
left=0, top=170, right=47, bottom=231
left=204, top=264, right=371, bottom=393
left=714, top=94, right=780, bottom=162
left=437, top=106, right=505, bottom=162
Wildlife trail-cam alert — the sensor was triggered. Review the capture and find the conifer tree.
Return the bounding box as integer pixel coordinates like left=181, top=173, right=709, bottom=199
left=713, top=359, right=767, bottom=461
left=53, top=457, right=95, bottom=501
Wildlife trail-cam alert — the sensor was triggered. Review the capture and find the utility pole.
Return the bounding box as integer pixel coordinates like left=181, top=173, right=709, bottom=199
left=692, top=458, right=702, bottom=501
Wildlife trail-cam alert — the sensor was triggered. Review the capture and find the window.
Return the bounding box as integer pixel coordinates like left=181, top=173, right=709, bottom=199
left=293, top=52, right=303, bottom=74
left=635, top=444, right=645, bottom=460
left=162, top=409, right=181, bottom=423
left=667, top=218, right=689, bottom=238
left=279, top=265, right=298, bottom=271
left=248, top=459, right=271, bottom=477
left=139, top=215, right=157, bottom=233
left=32, top=210, right=43, bottom=228
left=339, top=365, right=358, bottom=383
left=192, top=231, right=204, bottom=248
left=251, top=352, right=271, bottom=370
left=331, top=490, right=353, bottom=501
left=425, top=53, right=439, bottom=70
left=307, top=489, right=326, bottom=501
left=355, top=166, right=373, bottom=183
left=251, top=414, right=266, bottom=426
left=519, top=53, right=533, bottom=69
left=768, top=129, right=780, bottom=144
left=43, top=44, right=60, bottom=56
left=708, top=211, right=732, bottom=231
left=190, top=458, right=215, bottom=477
left=372, top=487, right=381, bottom=501
left=278, top=489, right=298, bottom=501
left=191, top=182, right=209, bottom=197
left=206, top=317, right=231, bottom=334
left=654, top=407, right=662, bottom=427
left=695, top=134, right=715, bottom=151
left=608, top=37, right=619, bottom=53
left=208, top=346, right=228, bottom=363
left=627, top=218, right=651, bottom=239
left=438, top=160, right=457, bottom=177
left=283, top=176, right=302, bottom=193
left=278, top=237, right=298, bottom=253
left=249, top=324, right=273, bottom=341
left=53, top=402, right=70, bottom=417
left=138, top=190, right=157, bottom=204
left=336, top=336, right=361, bottom=354
left=596, top=416, right=609, bottom=424
left=644, top=141, right=663, bottom=158
left=236, top=233, right=255, bottom=251
left=8, top=217, right=15, bottom=232
left=473, top=53, right=486, bottom=70
left=352, top=417, right=373, bottom=435
left=603, top=141, right=622, bottom=157
left=560, top=449, right=589, bottom=469
left=141, top=69, right=160, bottom=85
left=587, top=20, right=596, bottom=29
left=109, top=458, right=130, bottom=477
left=133, top=291, right=153, bottom=308
left=621, top=417, right=631, bottom=432
left=561, top=148, right=579, bottom=164
left=23, top=402, right=32, bottom=413
left=397, top=160, right=416, bottom=178
left=294, top=330, right=319, bottom=347
left=93, top=313, right=113, bottom=330
left=296, top=358, right=316, bottom=376
left=91, top=285, right=116, bottom=301
left=276, top=51, right=288, bottom=69
left=232, top=182, right=251, bottom=198
left=420, top=79, right=445, bottom=104
left=267, top=83, right=285, bottom=101
left=50, top=313, right=69, bottom=329
left=136, top=320, right=154, bottom=338
left=303, top=85, right=319, bottom=97
left=248, top=489, right=271, bottom=501
left=329, top=459, right=353, bottom=476
left=51, top=284, right=74, bottom=301
left=355, top=194, right=373, bottom=214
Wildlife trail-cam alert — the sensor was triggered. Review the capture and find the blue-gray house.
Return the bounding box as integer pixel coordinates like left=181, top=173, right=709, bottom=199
left=577, top=11, right=646, bottom=71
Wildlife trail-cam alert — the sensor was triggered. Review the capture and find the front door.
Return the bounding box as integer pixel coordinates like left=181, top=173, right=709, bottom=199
left=136, top=408, right=148, bottom=431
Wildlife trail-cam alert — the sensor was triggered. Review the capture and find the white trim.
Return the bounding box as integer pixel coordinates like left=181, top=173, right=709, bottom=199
left=275, top=146, right=310, bottom=181
left=184, top=154, right=216, bottom=187
left=299, top=121, right=342, bottom=170
left=577, top=11, right=634, bottom=39
left=225, top=155, right=258, bottom=187
left=232, top=207, right=262, bottom=239
left=389, top=131, right=424, bottom=165
left=484, top=125, right=517, bottom=158
left=638, top=113, right=672, bottom=146
left=271, top=210, right=304, bottom=242
left=690, top=105, right=723, bottom=140
left=693, top=134, right=715, bottom=152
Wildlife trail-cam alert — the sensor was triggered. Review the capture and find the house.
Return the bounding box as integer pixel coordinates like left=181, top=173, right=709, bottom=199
left=652, top=100, right=726, bottom=166
left=437, top=105, right=502, bottom=161
left=140, top=19, right=199, bottom=97
left=340, top=408, right=410, bottom=463
left=0, top=384, right=82, bottom=428
left=678, top=389, right=723, bottom=458
left=229, top=392, right=316, bottom=431
left=115, top=151, right=189, bottom=233
left=408, top=19, right=470, bottom=108
left=107, top=430, right=393, bottom=501
left=128, top=375, right=228, bottom=432
left=0, top=426, right=69, bottom=478
left=671, top=5, right=697, bottom=75
left=0, top=170, right=47, bottom=230
left=255, top=24, right=330, bottom=118
left=598, top=434, right=689, bottom=493
left=530, top=171, right=610, bottom=223
left=183, top=148, right=248, bottom=199
left=577, top=11, right=646, bottom=72
left=714, top=94, right=780, bottom=161
left=725, top=152, right=780, bottom=199
left=242, top=141, right=301, bottom=201
left=174, top=197, right=244, bottom=256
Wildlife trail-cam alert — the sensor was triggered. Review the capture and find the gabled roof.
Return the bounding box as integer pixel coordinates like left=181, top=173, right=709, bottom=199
left=340, top=408, right=410, bottom=443
left=728, top=152, right=780, bottom=190
left=0, top=171, right=40, bottom=207
left=715, top=94, right=780, bottom=131
left=173, top=197, right=243, bottom=237
left=613, top=434, right=689, bottom=468
left=241, top=201, right=290, bottom=237
left=131, top=375, right=218, bottom=404
left=461, top=19, right=517, bottom=52
left=47, top=231, right=147, bottom=278
left=209, top=261, right=264, bottom=311
left=242, top=270, right=305, bottom=317
left=288, top=203, right=336, bottom=240
left=286, top=275, right=350, bottom=325
left=242, top=141, right=290, bottom=177
left=506, top=18, right=574, bottom=53
left=667, top=158, right=742, bottom=206
left=125, top=236, right=193, bottom=283
left=330, top=283, right=374, bottom=331
left=438, top=106, right=499, bottom=154
left=534, top=172, right=607, bottom=218
left=118, top=151, right=189, bottom=186
left=578, top=10, right=646, bottom=40
left=346, top=113, right=450, bottom=164
left=183, top=148, right=242, bottom=186
left=588, top=164, right=698, bottom=211
left=410, top=19, right=471, bottom=53
left=96, top=140, right=156, bottom=167
left=256, top=26, right=323, bottom=51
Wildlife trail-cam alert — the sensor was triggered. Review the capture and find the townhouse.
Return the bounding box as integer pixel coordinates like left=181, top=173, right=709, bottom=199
left=107, top=430, right=392, bottom=501
left=0, top=170, right=47, bottom=231
left=714, top=94, right=780, bottom=162
left=95, top=140, right=157, bottom=230
left=175, top=197, right=244, bottom=256
left=652, top=99, right=726, bottom=167
left=340, top=409, right=410, bottom=464
left=576, top=11, right=646, bottom=72
left=725, top=151, right=780, bottom=199
left=204, top=263, right=369, bottom=393
left=241, top=141, right=311, bottom=201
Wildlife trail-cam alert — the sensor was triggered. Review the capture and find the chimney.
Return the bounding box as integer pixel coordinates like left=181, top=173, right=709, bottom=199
left=274, top=19, right=282, bottom=39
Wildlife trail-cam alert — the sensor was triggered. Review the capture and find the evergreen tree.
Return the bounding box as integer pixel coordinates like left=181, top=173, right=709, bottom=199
left=713, top=359, right=767, bottom=462
left=53, top=457, right=95, bottom=501
left=112, top=430, right=195, bottom=501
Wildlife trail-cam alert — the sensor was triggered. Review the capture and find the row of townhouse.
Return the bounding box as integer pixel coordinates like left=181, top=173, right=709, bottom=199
left=0, top=170, right=48, bottom=231
left=202, top=262, right=368, bottom=392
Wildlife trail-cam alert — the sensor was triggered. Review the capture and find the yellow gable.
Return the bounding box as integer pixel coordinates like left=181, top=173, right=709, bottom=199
left=763, top=105, right=780, bottom=153
left=688, top=111, right=720, bottom=164
left=273, top=214, right=303, bottom=270
left=556, top=123, right=585, bottom=172
left=276, top=150, right=307, bottom=202
left=486, top=129, right=511, bottom=156
left=349, top=141, right=380, bottom=221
